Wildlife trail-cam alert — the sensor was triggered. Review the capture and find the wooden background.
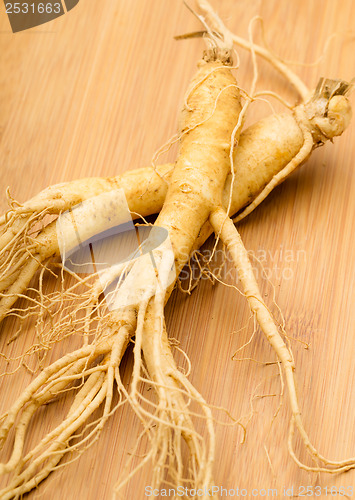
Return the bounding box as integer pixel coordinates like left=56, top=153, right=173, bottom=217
left=0, top=0, right=354, bottom=498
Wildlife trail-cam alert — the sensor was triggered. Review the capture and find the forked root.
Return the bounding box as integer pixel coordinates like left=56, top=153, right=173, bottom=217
left=209, top=207, right=355, bottom=474
left=113, top=249, right=218, bottom=497
left=0, top=252, right=221, bottom=499
left=0, top=164, right=173, bottom=326
left=0, top=3, right=353, bottom=496
left=114, top=304, right=216, bottom=497
left=0, top=307, right=134, bottom=499
left=0, top=204, right=65, bottom=324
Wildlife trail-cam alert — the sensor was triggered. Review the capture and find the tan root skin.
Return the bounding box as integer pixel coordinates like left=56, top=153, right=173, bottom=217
left=1, top=90, right=351, bottom=324
left=0, top=54, right=244, bottom=498
left=154, top=60, right=242, bottom=274
left=0, top=9, right=354, bottom=499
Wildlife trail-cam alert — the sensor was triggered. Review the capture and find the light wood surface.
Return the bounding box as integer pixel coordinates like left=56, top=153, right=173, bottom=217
left=0, top=1, right=354, bottom=499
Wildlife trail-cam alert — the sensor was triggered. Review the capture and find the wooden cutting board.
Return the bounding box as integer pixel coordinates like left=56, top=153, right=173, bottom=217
left=0, top=1, right=354, bottom=498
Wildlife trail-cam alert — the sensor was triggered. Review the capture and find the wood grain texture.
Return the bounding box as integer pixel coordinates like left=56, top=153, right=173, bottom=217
left=0, top=0, right=354, bottom=498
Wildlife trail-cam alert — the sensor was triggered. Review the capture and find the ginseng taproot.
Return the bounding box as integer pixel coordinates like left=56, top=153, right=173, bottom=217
left=0, top=1, right=354, bottom=498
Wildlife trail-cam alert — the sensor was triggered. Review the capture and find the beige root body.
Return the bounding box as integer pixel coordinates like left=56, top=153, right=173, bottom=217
left=154, top=59, right=242, bottom=272
left=0, top=6, right=354, bottom=498
left=0, top=106, right=330, bottom=322
left=0, top=68, right=354, bottom=500
left=0, top=111, right=304, bottom=225
left=0, top=52, right=245, bottom=498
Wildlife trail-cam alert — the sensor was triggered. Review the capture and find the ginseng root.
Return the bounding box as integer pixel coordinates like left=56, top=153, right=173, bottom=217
left=0, top=5, right=354, bottom=499
left=1, top=29, right=242, bottom=498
